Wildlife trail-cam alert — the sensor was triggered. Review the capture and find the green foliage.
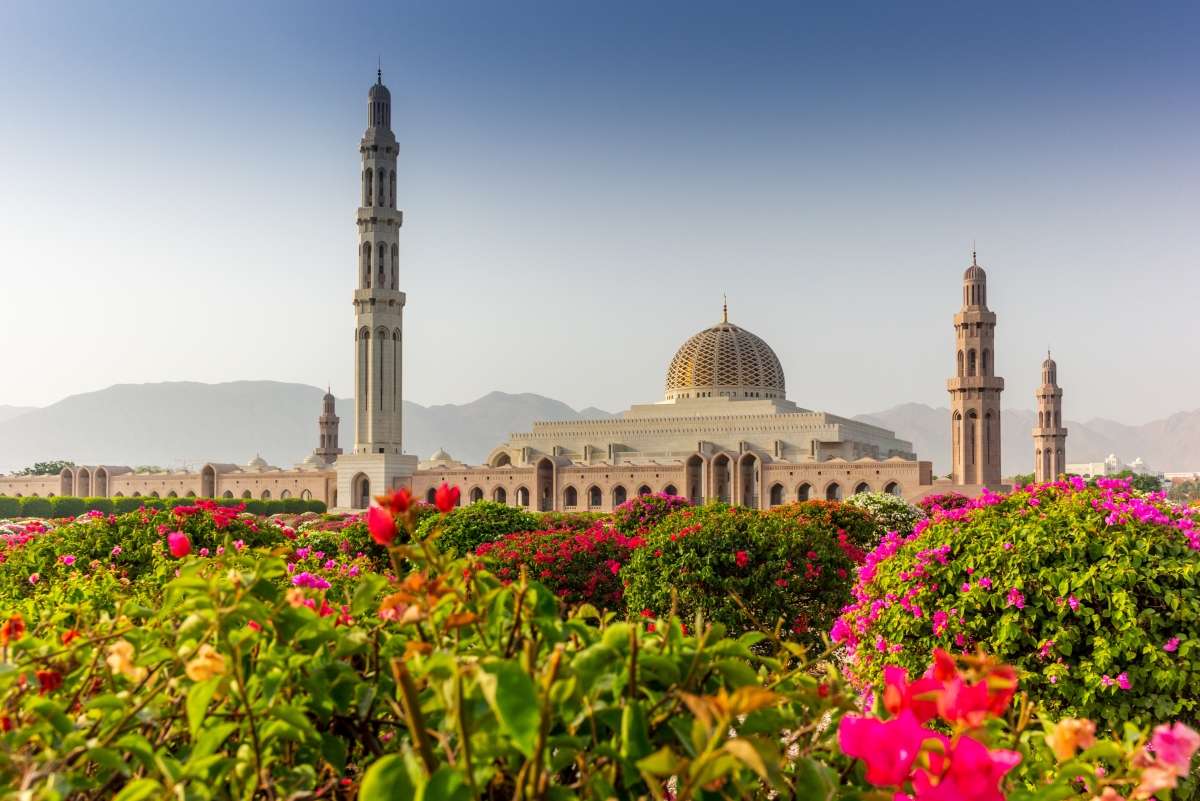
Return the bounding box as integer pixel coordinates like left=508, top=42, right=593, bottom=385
left=765, top=500, right=877, bottom=551
left=307, top=499, right=327, bottom=513
left=12, top=460, right=74, bottom=476
left=1011, top=473, right=1035, bottom=487
left=18, top=497, right=52, bottom=518
left=243, top=499, right=266, bottom=515
left=1170, top=480, right=1200, bottom=504
left=416, top=500, right=538, bottom=556
left=263, top=499, right=286, bottom=515
left=836, top=479, right=1200, bottom=730
left=282, top=497, right=307, bottom=514
left=113, top=496, right=144, bottom=514
left=624, top=503, right=859, bottom=647
left=845, top=491, right=925, bottom=538
left=82, top=497, right=115, bottom=514
left=0, top=497, right=20, bottom=518
left=49, top=496, right=86, bottom=519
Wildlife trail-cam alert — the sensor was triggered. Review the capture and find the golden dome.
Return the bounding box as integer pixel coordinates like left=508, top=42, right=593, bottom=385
left=665, top=318, right=785, bottom=397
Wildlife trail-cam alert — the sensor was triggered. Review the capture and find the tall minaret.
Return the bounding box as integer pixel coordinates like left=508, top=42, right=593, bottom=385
left=316, top=389, right=343, bottom=464
left=947, top=253, right=1005, bottom=486
left=1033, top=353, right=1067, bottom=482
left=335, top=71, right=418, bottom=509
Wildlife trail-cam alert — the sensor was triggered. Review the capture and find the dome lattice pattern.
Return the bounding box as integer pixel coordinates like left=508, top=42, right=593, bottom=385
left=665, top=323, right=786, bottom=393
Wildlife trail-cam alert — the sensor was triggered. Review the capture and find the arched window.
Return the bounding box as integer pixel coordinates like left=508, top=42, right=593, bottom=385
left=300, top=489, right=312, bottom=500
left=149, top=491, right=159, bottom=498
left=493, top=486, right=507, bottom=504
left=1039, top=411, right=1044, bottom=427
left=884, top=481, right=901, bottom=496
left=957, top=350, right=964, bottom=377
left=391, top=244, right=398, bottom=288
left=365, top=170, right=373, bottom=206
left=967, top=350, right=977, bottom=376
left=769, top=483, right=783, bottom=506
left=797, top=483, right=811, bottom=501
left=281, top=489, right=292, bottom=499
left=982, top=349, right=990, bottom=374
left=493, top=453, right=512, bottom=468
left=261, top=490, right=271, bottom=499
left=854, top=482, right=870, bottom=495
left=612, top=486, right=627, bottom=506
left=564, top=486, right=578, bottom=507
left=826, top=483, right=842, bottom=502
left=363, top=243, right=372, bottom=286
left=242, top=490, right=251, bottom=499
left=1054, top=411, right=1060, bottom=426
left=516, top=487, right=530, bottom=507
left=588, top=486, right=602, bottom=507
left=426, top=487, right=436, bottom=504
left=223, top=490, right=233, bottom=499
left=377, top=169, right=386, bottom=205
left=663, top=484, right=677, bottom=496
left=166, top=490, right=178, bottom=498
left=185, top=490, right=196, bottom=497
left=389, top=171, right=396, bottom=208
left=469, top=487, right=483, bottom=504
left=637, top=485, right=652, bottom=496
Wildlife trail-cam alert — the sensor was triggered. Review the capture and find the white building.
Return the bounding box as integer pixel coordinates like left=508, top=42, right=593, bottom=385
left=1066, top=454, right=1164, bottom=480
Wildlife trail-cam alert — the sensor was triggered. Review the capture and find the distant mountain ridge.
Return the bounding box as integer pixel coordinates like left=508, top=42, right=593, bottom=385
left=854, top=404, right=1200, bottom=476
left=0, top=382, right=617, bottom=473
left=1, top=382, right=1196, bottom=477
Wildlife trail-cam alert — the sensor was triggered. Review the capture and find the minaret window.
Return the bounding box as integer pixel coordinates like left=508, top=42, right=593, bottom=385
left=365, top=170, right=373, bottom=206
left=982, top=349, right=989, bottom=374
left=967, top=350, right=977, bottom=376
left=957, top=350, right=964, bottom=377
left=389, top=171, right=396, bottom=208
left=378, top=169, right=386, bottom=205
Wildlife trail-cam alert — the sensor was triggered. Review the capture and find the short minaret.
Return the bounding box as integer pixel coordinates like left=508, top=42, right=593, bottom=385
left=1033, top=353, right=1067, bottom=482
left=334, top=70, right=418, bottom=509
left=947, top=253, right=1005, bottom=486
left=316, top=388, right=343, bottom=464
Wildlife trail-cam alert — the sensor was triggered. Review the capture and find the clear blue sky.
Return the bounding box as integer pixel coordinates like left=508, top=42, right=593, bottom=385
left=1, top=1, right=1197, bottom=424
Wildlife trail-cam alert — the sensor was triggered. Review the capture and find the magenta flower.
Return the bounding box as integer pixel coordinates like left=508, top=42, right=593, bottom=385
left=1002, top=542, right=1013, bottom=550
left=838, top=711, right=929, bottom=786
left=292, top=572, right=331, bottom=590
left=1165, top=637, right=1181, bottom=652
left=112, top=546, right=121, bottom=556
left=1049, top=676, right=1058, bottom=684
left=1116, top=672, right=1130, bottom=690
left=1101, top=675, right=1114, bottom=688
left=960, top=582, right=971, bottom=592
left=1005, top=588, right=1025, bottom=609
left=60, top=555, right=76, bottom=566
left=978, top=577, right=993, bottom=590
left=1149, top=723, right=1200, bottom=774
left=1067, top=595, right=1079, bottom=611
left=28, top=573, right=38, bottom=584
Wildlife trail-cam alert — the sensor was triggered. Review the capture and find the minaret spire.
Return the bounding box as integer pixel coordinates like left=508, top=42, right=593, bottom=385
left=722, top=295, right=728, bottom=323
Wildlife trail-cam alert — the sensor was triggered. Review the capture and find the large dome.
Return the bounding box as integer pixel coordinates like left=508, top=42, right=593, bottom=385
left=665, top=318, right=786, bottom=400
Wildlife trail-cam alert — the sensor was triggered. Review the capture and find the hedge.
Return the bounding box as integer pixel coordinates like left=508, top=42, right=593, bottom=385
left=0, top=495, right=325, bottom=519
left=18, top=497, right=52, bottom=518
left=417, top=501, right=539, bottom=556
left=48, top=496, right=87, bottom=519
left=0, top=497, right=19, bottom=518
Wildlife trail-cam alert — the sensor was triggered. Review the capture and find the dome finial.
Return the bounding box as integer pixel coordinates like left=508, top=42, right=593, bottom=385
left=377, top=57, right=382, bottom=85
left=973, top=240, right=977, bottom=267
left=722, top=294, right=728, bottom=323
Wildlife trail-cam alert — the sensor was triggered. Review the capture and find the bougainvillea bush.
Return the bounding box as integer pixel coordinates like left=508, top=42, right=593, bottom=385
left=609, top=492, right=691, bottom=535
left=834, top=476, right=1200, bottom=731
left=624, top=503, right=862, bottom=647
left=846, top=490, right=925, bottom=538
left=474, top=521, right=645, bottom=607
left=413, top=500, right=538, bottom=556
left=915, top=490, right=972, bottom=516
left=764, top=499, right=877, bottom=551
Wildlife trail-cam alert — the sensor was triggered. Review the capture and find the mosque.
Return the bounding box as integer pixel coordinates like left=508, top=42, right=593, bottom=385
left=2, top=72, right=1066, bottom=509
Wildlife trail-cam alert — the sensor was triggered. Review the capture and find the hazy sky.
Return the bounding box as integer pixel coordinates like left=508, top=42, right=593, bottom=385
left=1, top=2, right=1197, bottom=424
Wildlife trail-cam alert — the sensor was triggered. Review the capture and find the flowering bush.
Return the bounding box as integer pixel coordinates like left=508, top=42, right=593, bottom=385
left=915, top=490, right=973, bottom=516
left=610, top=492, right=691, bottom=535
left=846, top=490, right=925, bottom=537
left=624, top=503, right=860, bottom=647
left=474, top=521, right=645, bottom=607
left=834, top=477, right=1200, bottom=731
left=413, top=500, right=538, bottom=555
left=764, top=499, right=878, bottom=550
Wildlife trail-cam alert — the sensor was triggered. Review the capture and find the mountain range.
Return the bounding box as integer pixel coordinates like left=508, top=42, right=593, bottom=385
left=1, top=382, right=1197, bottom=477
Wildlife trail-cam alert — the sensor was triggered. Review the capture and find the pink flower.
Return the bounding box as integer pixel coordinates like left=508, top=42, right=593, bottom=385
left=1003, top=542, right=1013, bottom=550
left=167, top=532, right=191, bottom=558
left=1049, top=676, right=1058, bottom=684
left=978, top=577, right=992, bottom=590
left=199, top=548, right=209, bottom=557
left=1165, top=637, right=1180, bottom=652
left=111, top=546, right=121, bottom=556
left=735, top=551, right=748, bottom=567
left=1067, top=595, right=1079, bottom=611
left=881, top=667, right=941, bottom=724
left=233, top=540, right=245, bottom=551
left=1149, top=723, right=1200, bottom=774
left=933, top=610, right=950, bottom=636
left=1116, top=672, right=1130, bottom=690
left=60, top=555, right=76, bottom=566
left=28, top=573, right=38, bottom=584
left=1100, top=675, right=1114, bottom=688
left=838, top=710, right=930, bottom=786
left=913, top=734, right=1020, bottom=801
left=248, top=620, right=261, bottom=631
left=1005, top=588, right=1025, bottom=609
left=960, top=582, right=971, bottom=592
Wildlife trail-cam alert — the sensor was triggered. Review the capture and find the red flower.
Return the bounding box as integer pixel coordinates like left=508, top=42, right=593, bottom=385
left=838, top=710, right=932, bottom=786
left=367, top=505, right=398, bottom=545
left=736, top=551, right=748, bottom=567
left=0, top=716, right=12, bottom=732
left=61, top=630, right=81, bottom=646
left=882, top=666, right=941, bottom=724
left=167, top=532, right=191, bottom=558
left=36, top=670, right=62, bottom=695
left=434, top=483, right=460, bottom=513
left=0, top=614, right=25, bottom=646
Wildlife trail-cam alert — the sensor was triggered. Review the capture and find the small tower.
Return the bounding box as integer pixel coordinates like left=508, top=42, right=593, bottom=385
left=1033, top=353, right=1067, bottom=482
left=946, top=252, right=1005, bottom=486
left=316, top=388, right=343, bottom=464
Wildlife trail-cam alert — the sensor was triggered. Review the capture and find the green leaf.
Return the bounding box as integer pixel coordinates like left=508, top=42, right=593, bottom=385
left=479, top=660, right=540, bottom=757
left=270, top=703, right=318, bottom=736
left=714, top=659, right=759, bottom=688
left=621, top=702, right=653, bottom=763
left=419, top=766, right=471, bottom=801
left=636, top=746, right=681, bottom=776
left=85, top=747, right=128, bottom=774
left=191, top=723, right=238, bottom=760
left=321, top=732, right=348, bottom=773
left=116, top=733, right=157, bottom=771
left=352, top=573, right=390, bottom=616
left=112, top=779, right=164, bottom=801
left=360, top=754, right=417, bottom=801
left=187, top=678, right=221, bottom=735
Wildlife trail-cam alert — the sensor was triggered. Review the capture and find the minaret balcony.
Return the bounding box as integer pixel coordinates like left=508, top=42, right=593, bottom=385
left=356, top=207, right=403, bottom=227
left=946, top=376, right=1005, bottom=392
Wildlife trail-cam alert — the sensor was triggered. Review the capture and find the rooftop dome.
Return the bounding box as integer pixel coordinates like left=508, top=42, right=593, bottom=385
left=430, top=448, right=453, bottom=461
left=964, top=251, right=986, bottom=282
left=368, top=71, right=391, bottom=101
left=245, top=454, right=268, bottom=470
left=665, top=306, right=785, bottom=399
left=303, top=452, right=326, bottom=465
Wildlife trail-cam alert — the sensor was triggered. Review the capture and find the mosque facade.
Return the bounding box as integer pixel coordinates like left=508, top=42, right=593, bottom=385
left=408, top=303, right=934, bottom=510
